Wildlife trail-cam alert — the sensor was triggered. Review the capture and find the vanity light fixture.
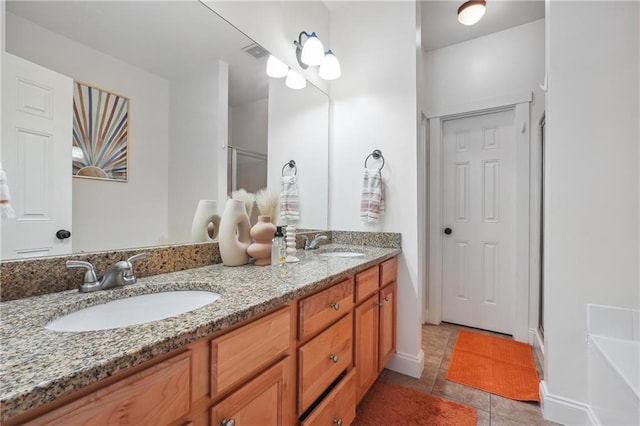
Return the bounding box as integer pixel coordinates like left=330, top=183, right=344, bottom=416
left=293, top=31, right=341, bottom=80
left=319, top=50, right=341, bottom=80
left=266, top=55, right=288, bottom=78
left=294, top=31, right=325, bottom=68
left=285, top=69, right=306, bottom=90
left=457, top=0, right=486, bottom=26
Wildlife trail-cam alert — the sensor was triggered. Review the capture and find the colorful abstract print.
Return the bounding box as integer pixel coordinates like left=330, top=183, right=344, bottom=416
left=72, top=82, right=128, bottom=181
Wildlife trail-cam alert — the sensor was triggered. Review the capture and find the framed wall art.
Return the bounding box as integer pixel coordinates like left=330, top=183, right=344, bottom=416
left=72, top=81, right=129, bottom=181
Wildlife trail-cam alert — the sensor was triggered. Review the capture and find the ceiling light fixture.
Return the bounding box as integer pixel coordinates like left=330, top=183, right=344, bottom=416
left=457, top=0, right=486, bottom=26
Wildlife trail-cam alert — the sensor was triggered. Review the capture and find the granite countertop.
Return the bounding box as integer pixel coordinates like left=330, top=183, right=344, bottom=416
left=0, top=243, right=400, bottom=421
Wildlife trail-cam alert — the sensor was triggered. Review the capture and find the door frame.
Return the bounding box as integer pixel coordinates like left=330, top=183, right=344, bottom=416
left=426, top=92, right=532, bottom=343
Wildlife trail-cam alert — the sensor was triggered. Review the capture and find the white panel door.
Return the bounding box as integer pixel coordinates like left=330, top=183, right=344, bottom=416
left=442, top=109, right=516, bottom=334
left=1, top=53, right=73, bottom=259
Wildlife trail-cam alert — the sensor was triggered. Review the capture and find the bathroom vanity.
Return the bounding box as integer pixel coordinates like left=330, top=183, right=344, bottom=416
left=0, top=244, right=399, bottom=425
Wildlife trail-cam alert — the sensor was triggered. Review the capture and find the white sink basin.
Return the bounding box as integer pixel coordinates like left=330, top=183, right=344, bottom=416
left=45, top=290, right=221, bottom=332
left=319, top=251, right=365, bottom=258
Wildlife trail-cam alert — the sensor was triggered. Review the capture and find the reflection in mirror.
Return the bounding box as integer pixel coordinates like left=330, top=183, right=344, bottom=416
left=1, top=1, right=329, bottom=261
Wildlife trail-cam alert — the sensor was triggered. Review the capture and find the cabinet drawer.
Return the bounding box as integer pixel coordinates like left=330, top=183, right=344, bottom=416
left=298, top=278, right=353, bottom=341
left=380, top=256, right=397, bottom=287
left=211, top=307, right=290, bottom=396
left=298, top=313, right=353, bottom=413
left=355, top=266, right=379, bottom=303
left=27, top=352, right=191, bottom=425
left=300, top=370, right=355, bottom=426
left=211, top=358, right=291, bottom=426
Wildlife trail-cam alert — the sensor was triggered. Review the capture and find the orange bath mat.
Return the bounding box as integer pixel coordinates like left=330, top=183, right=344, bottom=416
left=446, top=330, right=540, bottom=401
left=354, top=381, right=477, bottom=426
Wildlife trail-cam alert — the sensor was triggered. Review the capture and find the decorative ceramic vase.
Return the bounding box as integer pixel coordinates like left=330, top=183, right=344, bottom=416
left=285, top=226, right=299, bottom=263
left=247, top=215, right=276, bottom=266
left=218, top=199, right=252, bottom=266
left=191, top=200, right=221, bottom=242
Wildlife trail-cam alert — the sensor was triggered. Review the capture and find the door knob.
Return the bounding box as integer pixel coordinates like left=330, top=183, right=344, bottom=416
left=56, top=229, right=71, bottom=240
left=444, top=227, right=452, bottom=235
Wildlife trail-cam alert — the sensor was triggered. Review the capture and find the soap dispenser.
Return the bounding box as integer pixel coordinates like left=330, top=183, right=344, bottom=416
left=271, top=226, right=286, bottom=266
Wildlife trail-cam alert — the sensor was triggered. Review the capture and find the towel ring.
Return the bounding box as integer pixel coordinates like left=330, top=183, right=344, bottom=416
left=364, top=149, right=385, bottom=170
left=281, top=160, right=297, bottom=176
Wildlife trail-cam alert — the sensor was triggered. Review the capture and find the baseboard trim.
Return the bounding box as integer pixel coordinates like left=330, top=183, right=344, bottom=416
left=385, top=349, right=425, bottom=379
left=540, top=380, right=598, bottom=425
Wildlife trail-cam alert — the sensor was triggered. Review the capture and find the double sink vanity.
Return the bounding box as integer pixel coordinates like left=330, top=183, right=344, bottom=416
left=0, top=234, right=400, bottom=425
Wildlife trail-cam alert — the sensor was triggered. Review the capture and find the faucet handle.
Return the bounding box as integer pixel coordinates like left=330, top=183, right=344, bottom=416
left=66, top=260, right=98, bottom=285
left=123, top=253, right=147, bottom=281
left=127, top=253, right=148, bottom=264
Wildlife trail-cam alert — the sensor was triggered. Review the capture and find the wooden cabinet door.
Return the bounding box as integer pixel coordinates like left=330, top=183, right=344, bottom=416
left=26, top=352, right=191, bottom=426
left=378, top=282, right=396, bottom=372
left=210, top=358, right=291, bottom=426
left=354, top=294, right=379, bottom=403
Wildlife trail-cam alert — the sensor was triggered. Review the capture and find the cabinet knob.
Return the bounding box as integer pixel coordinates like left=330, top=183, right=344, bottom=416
left=221, top=419, right=235, bottom=426
left=330, top=302, right=340, bottom=310
left=384, top=295, right=390, bottom=302
left=329, top=354, right=339, bottom=363
left=376, top=302, right=383, bottom=307
left=333, top=419, right=343, bottom=426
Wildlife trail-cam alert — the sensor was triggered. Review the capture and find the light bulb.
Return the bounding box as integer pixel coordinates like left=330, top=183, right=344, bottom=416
left=300, top=33, right=325, bottom=66
left=319, top=50, right=341, bottom=80
left=285, top=69, right=306, bottom=90
left=266, top=55, right=288, bottom=78
left=458, top=0, right=486, bottom=26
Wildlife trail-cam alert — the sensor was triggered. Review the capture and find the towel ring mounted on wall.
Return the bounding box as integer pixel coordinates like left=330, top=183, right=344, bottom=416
left=281, top=160, right=297, bottom=176
left=364, top=149, right=385, bottom=170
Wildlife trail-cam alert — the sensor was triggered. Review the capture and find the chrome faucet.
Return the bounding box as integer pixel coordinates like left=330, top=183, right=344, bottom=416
left=67, top=253, right=148, bottom=293
left=302, top=233, right=329, bottom=250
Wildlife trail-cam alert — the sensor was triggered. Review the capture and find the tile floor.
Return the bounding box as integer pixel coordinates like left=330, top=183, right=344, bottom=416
left=379, top=322, right=562, bottom=426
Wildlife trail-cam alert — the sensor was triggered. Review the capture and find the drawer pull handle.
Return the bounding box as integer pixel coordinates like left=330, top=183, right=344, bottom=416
left=329, top=354, right=339, bottom=363
left=333, top=419, right=343, bottom=426
left=330, top=302, right=340, bottom=310
left=221, top=419, right=236, bottom=426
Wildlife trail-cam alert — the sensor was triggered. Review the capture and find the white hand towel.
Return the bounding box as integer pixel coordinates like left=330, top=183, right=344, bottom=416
left=0, top=162, right=16, bottom=219
left=280, top=175, right=300, bottom=221
left=360, top=168, right=385, bottom=223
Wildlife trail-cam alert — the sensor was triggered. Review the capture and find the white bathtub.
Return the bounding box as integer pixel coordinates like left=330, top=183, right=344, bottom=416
left=587, top=304, right=640, bottom=426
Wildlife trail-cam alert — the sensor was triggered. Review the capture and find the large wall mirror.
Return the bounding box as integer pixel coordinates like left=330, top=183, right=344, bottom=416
left=1, top=0, right=329, bottom=261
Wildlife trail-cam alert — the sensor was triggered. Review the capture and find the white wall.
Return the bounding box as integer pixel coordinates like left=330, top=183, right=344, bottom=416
left=330, top=1, right=423, bottom=377
left=424, top=19, right=544, bottom=117
left=542, top=1, right=639, bottom=423
left=204, top=0, right=330, bottom=93
left=267, top=77, right=329, bottom=229
left=230, top=98, right=268, bottom=155
left=168, top=68, right=221, bottom=243
left=6, top=13, right=171, bottom=253
left=229, top=99, right=268, bottom=194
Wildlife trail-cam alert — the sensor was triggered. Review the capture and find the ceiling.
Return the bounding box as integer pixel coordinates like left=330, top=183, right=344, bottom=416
left=5, top=1, right=268, bottom=106
left=421, top=0, right=545, bottom=51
